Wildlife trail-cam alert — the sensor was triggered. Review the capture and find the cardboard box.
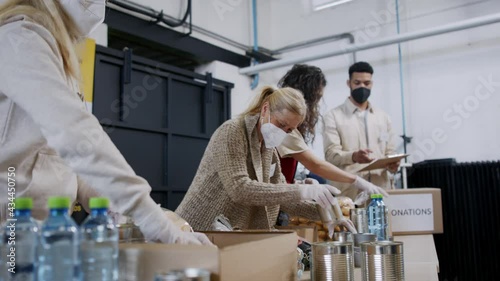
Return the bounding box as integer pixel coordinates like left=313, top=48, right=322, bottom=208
left=386, top=188, right=443, bottom=235
left=276, top=225, right=318, bottom=243
left=119, top=230, right=298, bottom=281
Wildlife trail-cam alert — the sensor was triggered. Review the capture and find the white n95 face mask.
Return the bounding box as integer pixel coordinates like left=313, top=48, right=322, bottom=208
left=260, top=113, right=288, bottom=149
left=60, top=0, right=106, bottom=36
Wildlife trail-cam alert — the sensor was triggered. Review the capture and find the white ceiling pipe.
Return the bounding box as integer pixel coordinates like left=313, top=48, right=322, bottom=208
left=239, top=13, right=500, bottom=75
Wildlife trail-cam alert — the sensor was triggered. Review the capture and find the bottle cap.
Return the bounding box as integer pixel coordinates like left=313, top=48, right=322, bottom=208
left=370, top=194, right=382, bottom=199
left=89, top=197, right=109, bottom=209
left=14, top=198, right=33, bottom=210
left=48, top=197, right=71, bottom=209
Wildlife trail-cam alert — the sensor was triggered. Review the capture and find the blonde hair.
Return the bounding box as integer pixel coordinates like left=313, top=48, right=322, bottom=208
left=0, top=0, right=82, bottom=80
left=242, top=86, right=307, bottom=122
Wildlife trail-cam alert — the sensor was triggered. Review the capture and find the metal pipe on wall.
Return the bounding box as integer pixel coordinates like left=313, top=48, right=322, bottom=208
left=267, top=33, right=357, bottom=64
left=108, top=0, right=191, bottom=28
left=239, top=12, right=500, bottom=75
left=108, top=0, right=249, bottom=50
left=394, top=0, right=411, bottom=190
left=269, top=33, right=354, bottom=54
left=107, top=0, right=357, bottom=62
left=250, top=0, right=259, bottom=89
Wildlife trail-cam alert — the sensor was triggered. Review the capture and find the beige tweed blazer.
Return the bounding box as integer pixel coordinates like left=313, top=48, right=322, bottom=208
left=176, top=114, right=319, bottom=231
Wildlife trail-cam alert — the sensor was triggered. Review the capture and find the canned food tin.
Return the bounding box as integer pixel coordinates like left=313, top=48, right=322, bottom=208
left=311, top=241, right=354, bottom=281
left=350, top=208, right=369, bottom=234
left=154, top=271, right=185, bottom=281
left=154, top=268, right=211, bottom=281
left=360, top=241, right=405, bottom=281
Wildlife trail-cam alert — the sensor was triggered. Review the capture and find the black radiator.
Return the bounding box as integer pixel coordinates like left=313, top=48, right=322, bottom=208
left=407, top=159, right=500, bottom=281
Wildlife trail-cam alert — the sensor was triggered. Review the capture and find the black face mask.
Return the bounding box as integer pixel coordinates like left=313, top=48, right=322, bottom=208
left=351, top=87, right=371, bottom=104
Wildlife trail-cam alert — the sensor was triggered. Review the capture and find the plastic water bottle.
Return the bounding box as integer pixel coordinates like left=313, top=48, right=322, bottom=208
left=80, top=197, right=118, bottom=281
left=7, top=198, right=39, bottom=281
left=367, top=194, right=388, bottom=241
left=38, top=197, right=80, bottom=281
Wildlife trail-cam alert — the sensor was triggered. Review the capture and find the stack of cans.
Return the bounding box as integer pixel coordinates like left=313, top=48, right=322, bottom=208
left=360, top=241, right=405, bottom=281
left=311, top=241, right=354, bottom=281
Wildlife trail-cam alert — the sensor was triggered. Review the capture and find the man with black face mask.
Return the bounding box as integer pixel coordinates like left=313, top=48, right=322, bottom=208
left=322, top=62, right=399, bottom=200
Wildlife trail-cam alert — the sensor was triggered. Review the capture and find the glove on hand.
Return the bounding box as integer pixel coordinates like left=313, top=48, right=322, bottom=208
left=136, top=205, right=212, bottom=245
left=294, top=178, right=319, bottom=185
left=352, top=176, right=389, bottom=197
left=326, top=218, right=358, bottom=238
left=299, top=184, right=340, bottom=209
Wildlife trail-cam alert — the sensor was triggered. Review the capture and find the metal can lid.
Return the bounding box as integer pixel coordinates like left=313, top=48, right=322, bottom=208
left=154, top=271, right=185, bottom=281
left=360, top=241, right=404, bottom=255
left=156, top=268, right=211, bottom=281
left=312, top=241, right=353, bottom=255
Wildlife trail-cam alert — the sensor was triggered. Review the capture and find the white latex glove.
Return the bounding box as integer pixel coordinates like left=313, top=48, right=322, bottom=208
left=135, top=205, right=213, bottom=245
left=326, top=218, right=358, bottom=237
left=298, top=184, right=340, bottom=209
left=352, top=176, right=389, bottom=197
left=294, top=178, right=319, bottom=185
left=336, top=218, right=357, bottom=234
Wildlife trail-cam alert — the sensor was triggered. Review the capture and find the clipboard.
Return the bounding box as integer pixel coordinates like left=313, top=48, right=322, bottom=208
left=356, top=154, right=409, bottom=172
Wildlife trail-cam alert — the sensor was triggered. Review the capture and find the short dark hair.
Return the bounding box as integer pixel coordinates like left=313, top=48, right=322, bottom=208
left=278, top=64, right=326, bottom=143
left=348, top=61, right=374, bottom=79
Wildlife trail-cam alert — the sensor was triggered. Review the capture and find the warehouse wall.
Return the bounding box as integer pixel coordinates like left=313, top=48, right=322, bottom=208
left=112, top=0, right=500, bottom=162
left=117, top=0, right=264, bottom=118
left=257, top=0, right=500, bottom=163
left=195, top=61, right=252, bottom=118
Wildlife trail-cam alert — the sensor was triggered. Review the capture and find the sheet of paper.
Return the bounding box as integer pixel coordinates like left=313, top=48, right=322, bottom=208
left=356, top=154, right=409, bottom=172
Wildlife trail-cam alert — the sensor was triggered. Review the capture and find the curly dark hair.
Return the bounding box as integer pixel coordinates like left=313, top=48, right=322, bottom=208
left=278, top=64, right=326, bottom=143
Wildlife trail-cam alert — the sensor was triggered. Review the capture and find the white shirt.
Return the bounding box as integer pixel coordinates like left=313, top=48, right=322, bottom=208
left=277, top=129, right=309, bottom=158
left=323, top=98, right=397, bottom=199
